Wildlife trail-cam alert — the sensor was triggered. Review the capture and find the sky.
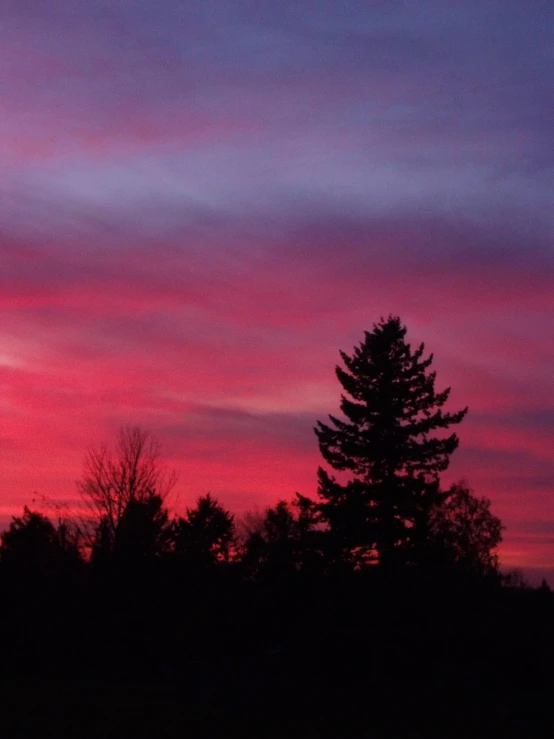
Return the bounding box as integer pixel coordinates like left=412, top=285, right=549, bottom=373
left=1, top=0, right=553, bottom=581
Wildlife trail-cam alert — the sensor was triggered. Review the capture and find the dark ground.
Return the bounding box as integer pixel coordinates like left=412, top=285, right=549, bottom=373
left=1, top=571, right=552, bottom=738
left=1, top=641, right=552, bottom=739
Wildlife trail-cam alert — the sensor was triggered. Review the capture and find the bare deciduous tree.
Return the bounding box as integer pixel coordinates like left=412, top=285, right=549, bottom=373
left=77, top=426, right=177, bottom=544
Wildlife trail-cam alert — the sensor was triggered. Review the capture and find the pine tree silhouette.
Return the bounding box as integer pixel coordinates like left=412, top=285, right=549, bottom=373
left=315, top=316, right=467, bottom=568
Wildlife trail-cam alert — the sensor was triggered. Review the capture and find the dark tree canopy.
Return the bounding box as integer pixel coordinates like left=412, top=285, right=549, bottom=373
left=428, top=482, right=504, bottom=577
left=0, top=507, right=82, bottom=576
left=314, top=316, right=468, bottom=568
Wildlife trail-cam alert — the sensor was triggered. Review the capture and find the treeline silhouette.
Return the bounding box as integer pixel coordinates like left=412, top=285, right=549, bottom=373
left=0, top=317, right=552, bottom=738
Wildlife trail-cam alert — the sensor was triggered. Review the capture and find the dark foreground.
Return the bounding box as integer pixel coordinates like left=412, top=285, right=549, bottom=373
left=2, top=569, right=553, bottom=738
left=0, top=665, right=552, bottom=739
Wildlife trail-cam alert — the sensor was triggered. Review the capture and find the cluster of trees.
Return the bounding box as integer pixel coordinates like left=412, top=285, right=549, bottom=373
left=2, top=317, right=553, bottom=737
left=1, top=317, right=504, bottom=582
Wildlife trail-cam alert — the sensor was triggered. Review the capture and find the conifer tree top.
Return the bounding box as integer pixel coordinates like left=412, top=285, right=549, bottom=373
left=315, top=315, right=468, bottom=485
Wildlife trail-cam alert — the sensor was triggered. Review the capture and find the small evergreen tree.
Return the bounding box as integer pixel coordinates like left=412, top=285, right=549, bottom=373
left=314, top=316, right=468, bottom=568
left=173, top=494, right=236, bottom=567
left=90, top=492, right=172, bottom=566
left=112, top=493, right=172, bottom=563
left=241, top=498, right=321, bottom=579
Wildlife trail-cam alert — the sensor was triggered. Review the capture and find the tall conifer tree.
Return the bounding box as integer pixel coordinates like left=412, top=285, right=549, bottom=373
left=314, top=316, right=467, bottom=568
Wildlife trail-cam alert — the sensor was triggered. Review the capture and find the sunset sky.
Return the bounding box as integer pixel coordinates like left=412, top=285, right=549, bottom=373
left=1, top=1, right=552, bottom=581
